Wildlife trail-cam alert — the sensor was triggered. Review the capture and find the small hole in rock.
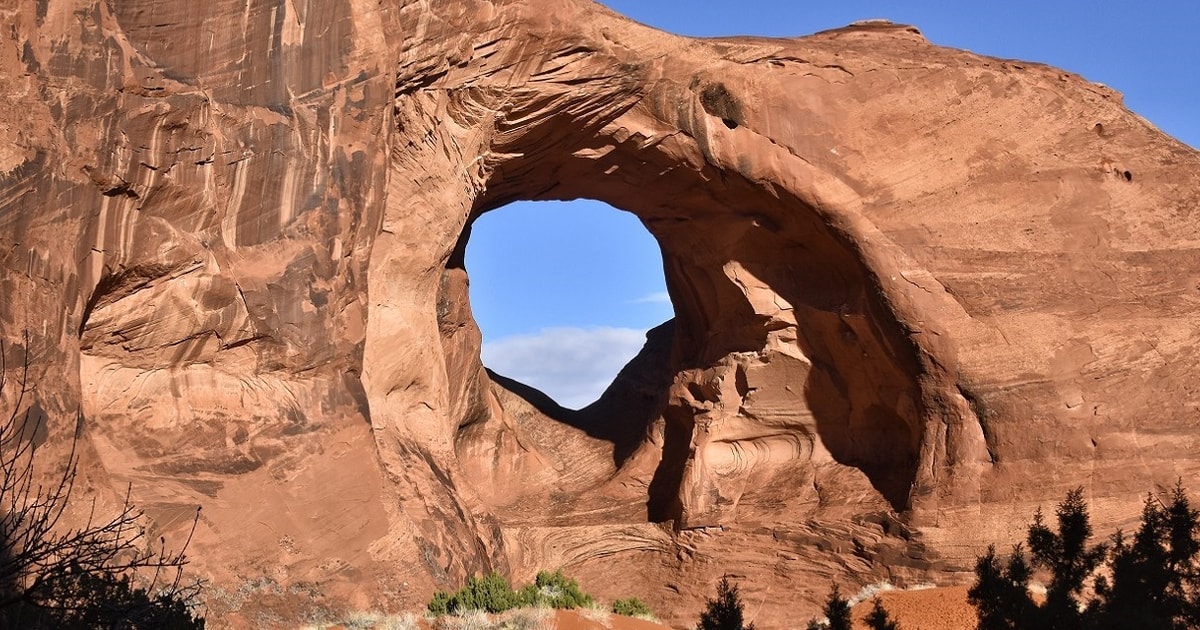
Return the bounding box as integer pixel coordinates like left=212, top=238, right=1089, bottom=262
left=1123, top=170, right=1133, bottom=182
left=721, top=118, right=738, bottom=130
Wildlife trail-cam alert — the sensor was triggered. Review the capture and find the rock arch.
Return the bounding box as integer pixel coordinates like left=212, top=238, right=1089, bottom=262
left=445, top=101, right=931, bottom=523
left=362, top=7, right=986, bottom=619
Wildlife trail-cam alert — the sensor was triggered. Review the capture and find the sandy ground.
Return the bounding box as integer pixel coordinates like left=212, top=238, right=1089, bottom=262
left=554, top=609, right=673, bottom=630
left=393, top=586, right=979, bottom=630
left=849, top=586, right=976, bottom=630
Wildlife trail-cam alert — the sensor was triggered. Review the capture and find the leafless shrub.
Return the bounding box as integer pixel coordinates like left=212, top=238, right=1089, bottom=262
left=0, top=333, right=204, bottom=627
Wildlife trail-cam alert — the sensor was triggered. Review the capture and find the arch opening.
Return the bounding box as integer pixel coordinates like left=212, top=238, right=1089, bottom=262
left=461, top=199, right=675, bottom=412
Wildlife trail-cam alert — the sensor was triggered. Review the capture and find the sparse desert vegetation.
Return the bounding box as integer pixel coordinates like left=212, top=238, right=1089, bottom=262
left=426, top=569, right=655, bottom=629
left=609, top=597, right=654, bottom=621
left=0, top=339, right=205, bottom=628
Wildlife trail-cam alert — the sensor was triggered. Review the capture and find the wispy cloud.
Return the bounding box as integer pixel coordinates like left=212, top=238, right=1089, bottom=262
left=481, top=327, right=648, bottom=409
left=629, top=291, right=671, bottom=304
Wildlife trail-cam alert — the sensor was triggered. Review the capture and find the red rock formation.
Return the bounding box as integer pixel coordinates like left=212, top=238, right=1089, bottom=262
left=2, top=0, right=1198, bottom=627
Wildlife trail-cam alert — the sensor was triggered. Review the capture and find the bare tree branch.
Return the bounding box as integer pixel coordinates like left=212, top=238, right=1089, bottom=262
left=0, top=334, right=205, bottom=627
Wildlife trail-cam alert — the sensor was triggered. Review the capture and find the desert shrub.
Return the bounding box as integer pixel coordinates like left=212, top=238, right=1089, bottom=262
left=968, top=484, right=1200, bottom=630
left=697, top=576, right=755, bottom=630
left=497, top=606, right=551, bottom=630
left=454, top=573, right=522, bottom=614
left=530, top=569, right=592, bottom=609
left=428, top=590, right=454, bottom=616
left=434, top=609, right=491, bottom=630
left=338, top=611, right=421, bottom=630
left=0, top=336, right=203, bottom=628
left=428, top=568, right=600, bottom=617
left=378, top=613, right=422, bottom=630
left=578, top=601, right=612, bottom=626
left=611, top=596, right=654, bottom=618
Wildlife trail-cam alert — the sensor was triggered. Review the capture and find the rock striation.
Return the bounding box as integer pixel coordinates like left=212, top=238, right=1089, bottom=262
left=1, top=1, right=1199, bottom=627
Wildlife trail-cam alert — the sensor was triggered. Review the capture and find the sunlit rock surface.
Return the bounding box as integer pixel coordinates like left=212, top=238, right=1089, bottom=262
left=2, top=1, right=1198, bottom=627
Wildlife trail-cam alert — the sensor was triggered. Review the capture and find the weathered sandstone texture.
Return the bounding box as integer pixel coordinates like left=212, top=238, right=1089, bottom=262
left=2, top=0, right=1198, bottom=627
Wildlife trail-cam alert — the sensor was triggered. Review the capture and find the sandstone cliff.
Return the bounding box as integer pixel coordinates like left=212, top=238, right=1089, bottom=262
left=2, top=1, right=1198, bottom=627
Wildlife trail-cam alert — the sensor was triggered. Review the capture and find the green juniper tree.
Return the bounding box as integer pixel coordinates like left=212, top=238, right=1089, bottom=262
left=1026, top=488, right=1106, bottom=630
left=967, top=544, right=1038, bottom=630
left=1091, top=483, right=1200, bottom=629
left=864, top=597, right=900, bottom=630
left=427, top=568, right=607, bottom=617
left=969, top=484, right=1200, bottom=630
left=805, top=585, right=852, bottom=630
left=697, top=576, right=755, bottom=630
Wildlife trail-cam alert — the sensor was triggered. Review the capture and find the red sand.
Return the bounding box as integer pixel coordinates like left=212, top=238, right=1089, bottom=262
left=850, top=586, right=977, bottom=630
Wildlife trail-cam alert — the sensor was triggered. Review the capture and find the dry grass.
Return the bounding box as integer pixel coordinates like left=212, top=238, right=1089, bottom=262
left=428, top=608, right=556, bottom=630
left=435, top=610, right=492, bottom=630
left=497, top=607, right=555, bottom=630
left=577, top=603, right=611, bottom=627
left=302, top=611, right=422, bottom=630
left=374, top=613, right=423, bottom=630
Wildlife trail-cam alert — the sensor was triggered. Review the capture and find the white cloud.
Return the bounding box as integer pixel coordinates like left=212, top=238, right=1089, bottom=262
left=629, top=291, right=671, bottom=304
left=481, top=327, right=648, bottom=409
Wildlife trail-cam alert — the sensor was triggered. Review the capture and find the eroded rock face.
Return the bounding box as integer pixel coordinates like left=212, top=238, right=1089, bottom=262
left=2, top=1, right=1199, bottom=627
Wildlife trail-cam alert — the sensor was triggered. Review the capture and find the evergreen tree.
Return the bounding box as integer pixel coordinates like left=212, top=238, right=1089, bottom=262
left=805, top=585, right=853, bottom=630
left=1093, top=496, right=1172, bottom=628
left=697, top=576, right=755, bottom=630
left=864, top=597, right=900, bottom=630
left=1093, top=484, right=1200, bottom=629
left=967, top=544, right=1038, bottom=630
left=1164, top=483, right=1200, bottom=629
left=822, top=585, right=852, bottom=630
left=969, top=484, right=1200, bottom=630
left=1025, top=488, right=1106, bottom=630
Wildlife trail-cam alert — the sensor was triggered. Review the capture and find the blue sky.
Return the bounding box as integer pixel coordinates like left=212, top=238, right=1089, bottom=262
left=467, top=1, right=1199, bottom=409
